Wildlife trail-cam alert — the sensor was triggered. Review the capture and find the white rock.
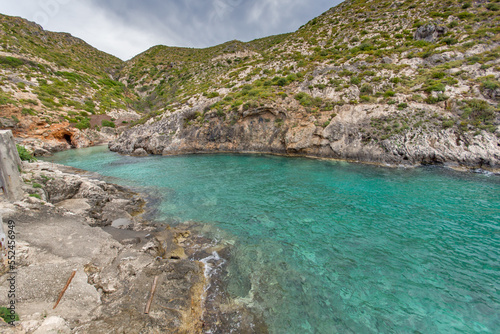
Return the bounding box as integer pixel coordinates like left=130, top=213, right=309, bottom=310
left=33, top=316, right=71, bottom=334
left=55, top=198, right=91, bottom=216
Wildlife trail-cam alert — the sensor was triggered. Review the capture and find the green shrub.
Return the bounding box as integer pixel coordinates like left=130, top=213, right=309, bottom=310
left=0, top=91, right=17, bottom=106
left=479, top=76, right=500, bottom=91
left=384, top=91, right=395, bottom=98
left=206, top=92, right=220, bottom=98
left=359, top=42, right=373, bottom=51
left=432, top=72, right=446, bottom=79
left=21, top=108, right=37, bottom=116
left=0, top=306, right=19, bottom=323
left=360, top=95, right=371, bottom=102
left=101, top=120, right=116, bottom=128
left=414, top=40, right=430, bottom=47
left=425, top=94, right=448, bottom=104
left=276, top=77, right=288, bottom=86
left=397, top=103, right=408, bottom=110
left=482, top=80, right=499, bottom=91
left=83, top=99, right=96, bottom=114
left=0, top=56, right=24, bottom=68
left=294, top=92, right=321, bottom=107
left=29, top=194, right=41, bottom=199
left=360, top=84, right=373, bottom=95
left=442, top=119, right=455, bottom=128
left=350, top=77, right=361, bottom=85
left=97, top=78, right=124, bottom=88
left=74, top=118, right=90, bottom=130
left=442, top=37, right=458, bottom=45
left=461, top=99, right=496, bottom=125
left=485, top=3, right=499, bottom=11
left=425, top=82, right=446, bottom=93
left=16, top=145, right=36, bottom=162
left=286, top=74, right=298, bottom=83
left=457, top=12, right=474, bottom=20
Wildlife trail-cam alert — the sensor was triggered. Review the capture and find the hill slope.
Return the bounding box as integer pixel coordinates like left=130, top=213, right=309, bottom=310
left=0, top=14, right=139, bottom=154
left=111, top=0, right=500, bottom=170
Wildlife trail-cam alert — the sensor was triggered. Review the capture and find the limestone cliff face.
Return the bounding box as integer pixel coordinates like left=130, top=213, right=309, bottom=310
left=110, top=101, right=500, bottom=170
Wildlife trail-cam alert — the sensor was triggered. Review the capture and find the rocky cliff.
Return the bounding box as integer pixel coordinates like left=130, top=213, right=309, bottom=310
left=109, top=99, right=500, bottom=169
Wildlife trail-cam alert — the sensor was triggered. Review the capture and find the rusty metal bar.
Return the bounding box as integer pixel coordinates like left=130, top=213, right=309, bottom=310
left=53, top=269, right=77, bottom=309
left=144, top=275, right=159, bottom=314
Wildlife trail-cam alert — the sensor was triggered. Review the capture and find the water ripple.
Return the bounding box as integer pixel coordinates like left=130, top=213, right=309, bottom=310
left=45, top=148, right=500, bottom=334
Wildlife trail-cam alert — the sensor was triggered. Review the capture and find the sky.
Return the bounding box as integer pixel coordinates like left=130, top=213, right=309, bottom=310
left=0, top=0, right=340, bottom=60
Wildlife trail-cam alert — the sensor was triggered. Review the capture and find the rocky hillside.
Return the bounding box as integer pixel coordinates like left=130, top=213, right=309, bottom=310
left=2, top=0, right=500, bottom=169
left=111, top=0, right=500, bottom=170
left=0, top=14, right=140, bottom=155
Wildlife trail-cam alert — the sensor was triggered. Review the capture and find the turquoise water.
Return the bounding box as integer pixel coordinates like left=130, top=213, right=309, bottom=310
left=45, top=146, right=500, bottom=333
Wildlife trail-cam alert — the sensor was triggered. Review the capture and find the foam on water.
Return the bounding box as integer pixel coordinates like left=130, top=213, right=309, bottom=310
left=200, top=251, right=224, bottom=282
left=45, top=146, right=500, bottom=334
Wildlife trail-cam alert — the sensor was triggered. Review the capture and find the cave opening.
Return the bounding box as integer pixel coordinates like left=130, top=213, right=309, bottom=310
left=63, top=134, right=75, bottom=148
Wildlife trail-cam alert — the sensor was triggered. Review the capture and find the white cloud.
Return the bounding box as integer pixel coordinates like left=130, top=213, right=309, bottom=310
left=0, top=0, right=339, bottom=60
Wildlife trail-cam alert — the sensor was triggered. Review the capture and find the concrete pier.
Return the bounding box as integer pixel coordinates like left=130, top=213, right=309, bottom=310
left=0, top=130, right=23, bottom=202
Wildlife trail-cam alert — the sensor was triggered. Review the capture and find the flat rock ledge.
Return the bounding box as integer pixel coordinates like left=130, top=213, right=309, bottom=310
left=0, top=161, right=265, bottom=333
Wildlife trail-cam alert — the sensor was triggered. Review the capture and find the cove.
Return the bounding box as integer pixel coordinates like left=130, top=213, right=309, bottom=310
left=44, top=146, right=500, bottom=333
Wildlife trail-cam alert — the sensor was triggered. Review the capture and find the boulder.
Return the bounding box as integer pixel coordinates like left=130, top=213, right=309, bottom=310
left=101, top=199, right=134, bottom=224
left=55, top=198, right=91, bottom=215
left=131, top=148, right=148, bottom=156
left=414, top=24, right=447, bottom=42
left=111, top=218, right=134, bottom=229
left=45, top=177, right=82, bottom=203
left=74, top=180, right=107, bottom=205
left=33, top=317, right=71, bottom=334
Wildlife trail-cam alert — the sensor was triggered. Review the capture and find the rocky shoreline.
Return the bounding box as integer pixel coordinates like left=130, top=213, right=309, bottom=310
left=0, top=161, right=265, bottom=333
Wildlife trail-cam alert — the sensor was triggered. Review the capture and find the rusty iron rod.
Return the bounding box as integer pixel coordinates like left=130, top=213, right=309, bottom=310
left=53, top=269, right=77, bottom=309
left=144, top=276, right=159, bottom=314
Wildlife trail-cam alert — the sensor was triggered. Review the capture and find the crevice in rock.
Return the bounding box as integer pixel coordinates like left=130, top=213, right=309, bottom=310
left=63, top=133, right=75, bottom=148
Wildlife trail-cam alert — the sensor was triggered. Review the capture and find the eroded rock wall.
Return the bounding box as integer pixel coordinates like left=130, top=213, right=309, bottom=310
left=110, top=103, right=500, bottom=170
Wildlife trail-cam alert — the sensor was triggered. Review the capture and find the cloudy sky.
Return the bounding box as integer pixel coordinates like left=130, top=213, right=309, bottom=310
left=0, top=0, right=340, bottom=60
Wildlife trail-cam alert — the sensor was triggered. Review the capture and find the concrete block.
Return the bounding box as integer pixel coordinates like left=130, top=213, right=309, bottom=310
left=0, top=130, right=23, bottom=201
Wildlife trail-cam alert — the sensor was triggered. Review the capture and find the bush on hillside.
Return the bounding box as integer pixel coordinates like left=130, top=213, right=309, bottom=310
left=101, top=120, right=116, bottom=128
left=16, top=144, right=36, bottom=162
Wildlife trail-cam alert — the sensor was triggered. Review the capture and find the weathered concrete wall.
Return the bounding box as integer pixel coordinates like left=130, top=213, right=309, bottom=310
left=0, top=130, right=23, bottom=201
left=0, top=213, right=6, bottom=267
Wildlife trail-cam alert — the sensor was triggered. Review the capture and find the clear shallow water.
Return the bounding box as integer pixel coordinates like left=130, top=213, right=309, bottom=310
left=45, top=146, right=500, bottom=333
